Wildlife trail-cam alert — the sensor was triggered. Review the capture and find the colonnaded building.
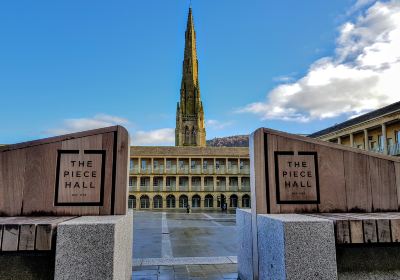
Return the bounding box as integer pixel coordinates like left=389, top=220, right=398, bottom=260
left=309, top=101, right=400, bottom=157
left=128, top=8, right=251, bottom=210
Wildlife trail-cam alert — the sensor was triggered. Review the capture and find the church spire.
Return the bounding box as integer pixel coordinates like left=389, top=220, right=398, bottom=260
left=183, top=7, right=199, bottom=89
left=175, top=7, right=206, bottom=147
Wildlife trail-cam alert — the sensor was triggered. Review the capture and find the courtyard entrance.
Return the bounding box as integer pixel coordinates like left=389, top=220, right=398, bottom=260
left=132, top=210, right=239, bottom=279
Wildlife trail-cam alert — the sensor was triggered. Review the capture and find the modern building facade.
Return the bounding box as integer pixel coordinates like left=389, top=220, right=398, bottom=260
left=309, top=101, right=400, bottom=156
left=128, top=8, right=251, bottom=210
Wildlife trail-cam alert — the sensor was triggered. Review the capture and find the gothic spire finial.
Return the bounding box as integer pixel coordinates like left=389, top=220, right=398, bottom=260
left=176, top=6, right=206, bottom=147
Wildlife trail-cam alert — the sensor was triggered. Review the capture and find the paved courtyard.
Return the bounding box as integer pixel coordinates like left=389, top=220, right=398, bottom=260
left=132, top=210, right=239, bottom=279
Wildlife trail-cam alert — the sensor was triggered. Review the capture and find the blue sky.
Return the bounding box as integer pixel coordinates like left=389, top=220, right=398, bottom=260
left=1, top=0, right=399, bottom=145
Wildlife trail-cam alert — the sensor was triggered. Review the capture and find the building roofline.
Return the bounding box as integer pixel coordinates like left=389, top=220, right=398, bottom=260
left=309, top=101, right=400, bottom=138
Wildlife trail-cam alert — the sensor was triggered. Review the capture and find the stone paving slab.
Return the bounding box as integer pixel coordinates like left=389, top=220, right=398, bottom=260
left=133, top=256, right=237, bottom=266
left=132, top=264, right=238, bottom=280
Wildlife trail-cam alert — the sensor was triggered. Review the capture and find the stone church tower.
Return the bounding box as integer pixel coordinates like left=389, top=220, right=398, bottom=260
left=175, top=8, right=206, bottom=147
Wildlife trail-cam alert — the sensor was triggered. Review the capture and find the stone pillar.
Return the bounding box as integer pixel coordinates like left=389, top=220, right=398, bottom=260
left=238, top=176, right=242, bottom=191
left=382, top=123, right=388, bottom=154
left=337, top=137, right=341, bottom=145
left=213, top=158, right=216, bottom=173
left=189, top=175, right=192, bottom=192
left=350, top=133, right=354, bottom=148
left=200, top=176, right=204, bottom=192
left=364, top=129, right=369, bottom=150
left=55, top=211, right=133, bottom=280
left=164, top=158, right=167, bottom=174
left=150, top=176, right=154, bottom=192
left=163, top=175, right=166, bottom=192
left=151, top=158, right=154, bottom=173
left=256, top=214, right=337, bottom=280
left=237, top=209, right=253, bottom=280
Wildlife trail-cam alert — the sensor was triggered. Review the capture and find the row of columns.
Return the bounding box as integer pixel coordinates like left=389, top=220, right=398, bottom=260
left=130, top=157, right=250, bottom=175
left=129, top=175, right=251, bottom=192
left=130, top=194, right=251, bottom=209
left=336, top=123, right=388, bottom=155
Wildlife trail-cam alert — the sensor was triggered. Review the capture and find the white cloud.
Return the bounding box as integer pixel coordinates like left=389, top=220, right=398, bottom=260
left=206, top=119, right=233, bottom=130
left=239, top=0, right=400, bottom=122
left=45, top=114, right=174, bottom=146
left=272, top=72, right=297, bottom=83
left=132, top=128, right=175, bottom=146
left=347, top=0, right=376, bottom=16
left=45, top=114, right=129, bottom=135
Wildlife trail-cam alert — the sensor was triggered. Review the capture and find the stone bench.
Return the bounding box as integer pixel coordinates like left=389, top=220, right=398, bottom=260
left=0, top=217, right=75, bottom=251
left=241, top=127, right=400, bottom=279
left=308, top=212, right=400, bottom=244
left=0, top=213, right=133, bottom=280
left=238, top=209, right=400, bottom=280
left=0, top=126, right=133, bottom=280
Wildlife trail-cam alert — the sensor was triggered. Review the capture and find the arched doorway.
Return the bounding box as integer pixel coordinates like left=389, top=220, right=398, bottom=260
left=192, top=194, right=201, bottom=208
left=153, top=195, right=163, bottom=209
left=242, top=194, right=250, bottom=208
left=166, top=194, right=176, bottom=208
left=204, top=194, right=213, bottom=208
left=230, top=194, right=238, bottom=208
left=128, top=195, right=136, bottom=209
left=217, top=194, right=226, bottom=208
left=140, top=195, right=150, bottom=209
left=179, top=195, right=188, bottom=208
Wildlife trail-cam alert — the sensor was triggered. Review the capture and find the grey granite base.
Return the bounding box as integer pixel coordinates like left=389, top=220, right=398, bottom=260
left=337, top=245, right=400, bottom=280
left=54, top=210, right=133, bottom=280
left=257, top=214, right=337, bottom=280
left=236, top=208, right=253, bottom=280
left=0, top=251, right=55, bottom=280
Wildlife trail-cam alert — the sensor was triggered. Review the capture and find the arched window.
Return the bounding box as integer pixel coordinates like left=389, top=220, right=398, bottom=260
left=192, top=194, right=201, bottom=208
left=153, top=195, right=163, bottom=209
left=230, top=194, right=238, bottom=208
left=140, top=195, right=150, bottom=209
left=185, top=126, right=190, bottom=145
left=242, top=194, right=251, bottom=208
left=192, top=127, right=197, bottom=145
left=204, top=194, right=213, bottom=208
left=128, top=195, right=136, bottom=209
left=167, top=194, right=176, bottom=208
left=179, top=195, right=188, bottom=208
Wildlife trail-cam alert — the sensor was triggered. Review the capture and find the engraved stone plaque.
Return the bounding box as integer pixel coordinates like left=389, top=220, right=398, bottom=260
left=55, top=150, right=105, bottom=206
left=274, top=151, right=319, bottom=204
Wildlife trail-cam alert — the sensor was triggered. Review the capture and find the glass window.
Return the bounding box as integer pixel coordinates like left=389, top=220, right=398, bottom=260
left=141, top=160, right=146, bottom=170
left=130, top=159, right=134, bottom=170
left=140, top=177, right=148, bottom=186
left=396, top=131, right=400, bottom=143
left=191, top=160, right=196, bottom=169
left=129, top=177, right=133, bottom=186
left=378, top=135, right=384, bottom=148
left=203, top=160, right=208, bottom=169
